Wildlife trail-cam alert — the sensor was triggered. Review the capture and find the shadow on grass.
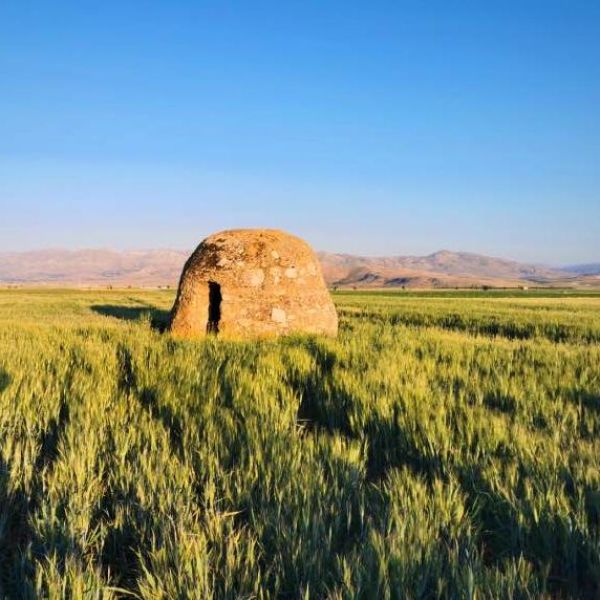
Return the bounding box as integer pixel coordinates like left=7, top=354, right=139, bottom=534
left=0, top=369, right=10, bottom=393
left=0, top=371, right=71, bottom=595
left=287, top=342, right=439, bottom=483
left=575, top=391, right=600, bottom=413
left=91, top=304, right=171, bottom=332
left=139, top=387, right=185, bottom=460
left=115, top=343, right=184, bottom=462
left=100, top=492, right=152, bottom=593
left=0, top=455, right=35, bottom=596
left=34, top=403, right=70, bottom=475
left=457, top=463, right=600, bottom=598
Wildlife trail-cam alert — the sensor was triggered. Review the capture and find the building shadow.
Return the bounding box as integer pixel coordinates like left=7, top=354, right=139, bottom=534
left=91, top=305, right=171, bottom=332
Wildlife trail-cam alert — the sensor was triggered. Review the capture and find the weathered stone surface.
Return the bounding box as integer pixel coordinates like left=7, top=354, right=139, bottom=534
left=170, top=229, right=338, bottom=339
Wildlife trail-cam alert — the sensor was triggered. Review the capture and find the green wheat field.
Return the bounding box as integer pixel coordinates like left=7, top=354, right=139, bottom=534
left=0, top=288, right=599, bottom=599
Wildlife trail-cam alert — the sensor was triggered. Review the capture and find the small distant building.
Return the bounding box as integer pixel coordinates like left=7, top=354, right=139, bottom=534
left=169, top=229, right=338, bottom=338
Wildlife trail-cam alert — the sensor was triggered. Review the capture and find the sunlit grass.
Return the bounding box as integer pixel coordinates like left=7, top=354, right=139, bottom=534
left=0, top=289, right=598, bottom=598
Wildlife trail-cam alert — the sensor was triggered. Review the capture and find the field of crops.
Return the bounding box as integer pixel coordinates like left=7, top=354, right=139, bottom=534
left=0, top=288, right=599, bottom=599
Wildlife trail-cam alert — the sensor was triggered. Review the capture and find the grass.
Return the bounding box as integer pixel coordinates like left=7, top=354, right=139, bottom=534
left=0, top=288, right=599, bottom=598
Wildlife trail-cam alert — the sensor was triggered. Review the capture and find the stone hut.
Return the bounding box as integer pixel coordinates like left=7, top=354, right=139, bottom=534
left=169, top=229, right=338, bottom=338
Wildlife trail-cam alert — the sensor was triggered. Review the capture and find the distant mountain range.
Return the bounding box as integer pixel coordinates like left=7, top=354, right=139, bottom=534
left=561, top=263, right=600, bottom=276
left=0, top=248, right=598, bottom=289
left=318, top=250, right=600, bottom=288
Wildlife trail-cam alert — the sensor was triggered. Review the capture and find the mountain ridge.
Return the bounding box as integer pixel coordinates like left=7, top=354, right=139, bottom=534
left=562, top=263, right=600, bottom=276
left=0, top=248, right=598, bottom=288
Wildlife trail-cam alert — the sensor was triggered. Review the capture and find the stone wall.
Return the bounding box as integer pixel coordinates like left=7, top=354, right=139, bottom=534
left=170, top=229, right=338, bottom=338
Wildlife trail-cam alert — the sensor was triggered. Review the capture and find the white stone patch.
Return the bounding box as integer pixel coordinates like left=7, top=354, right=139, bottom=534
left=245, top=269, right=265, bottom=287
left=270, top=267, right=281, bottom=284
left=271, top=250, right=280, bottom=260
left=285, top=267, right=298, bottom=279
left=271, top=307, right=287, bottom=324
left=217, top=258, right=231, bottom=267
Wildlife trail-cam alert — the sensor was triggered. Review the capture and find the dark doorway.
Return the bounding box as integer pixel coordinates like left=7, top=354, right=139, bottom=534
left=207, top=281, right=222, bottom=334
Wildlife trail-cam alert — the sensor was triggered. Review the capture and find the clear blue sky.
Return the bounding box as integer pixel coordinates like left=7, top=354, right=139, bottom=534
left=1, top=1, right=598, bottom=263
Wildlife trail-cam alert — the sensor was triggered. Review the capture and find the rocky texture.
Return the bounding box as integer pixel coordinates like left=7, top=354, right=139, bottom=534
left=169, top=229, right=338, bottom=339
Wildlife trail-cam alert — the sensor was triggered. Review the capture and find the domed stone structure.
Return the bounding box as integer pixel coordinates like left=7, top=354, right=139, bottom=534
left=170, top=229, right=338, bottom=338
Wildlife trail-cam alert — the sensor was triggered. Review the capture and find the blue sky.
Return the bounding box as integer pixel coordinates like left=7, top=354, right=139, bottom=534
left=1, top=1, right=598, bottom=263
